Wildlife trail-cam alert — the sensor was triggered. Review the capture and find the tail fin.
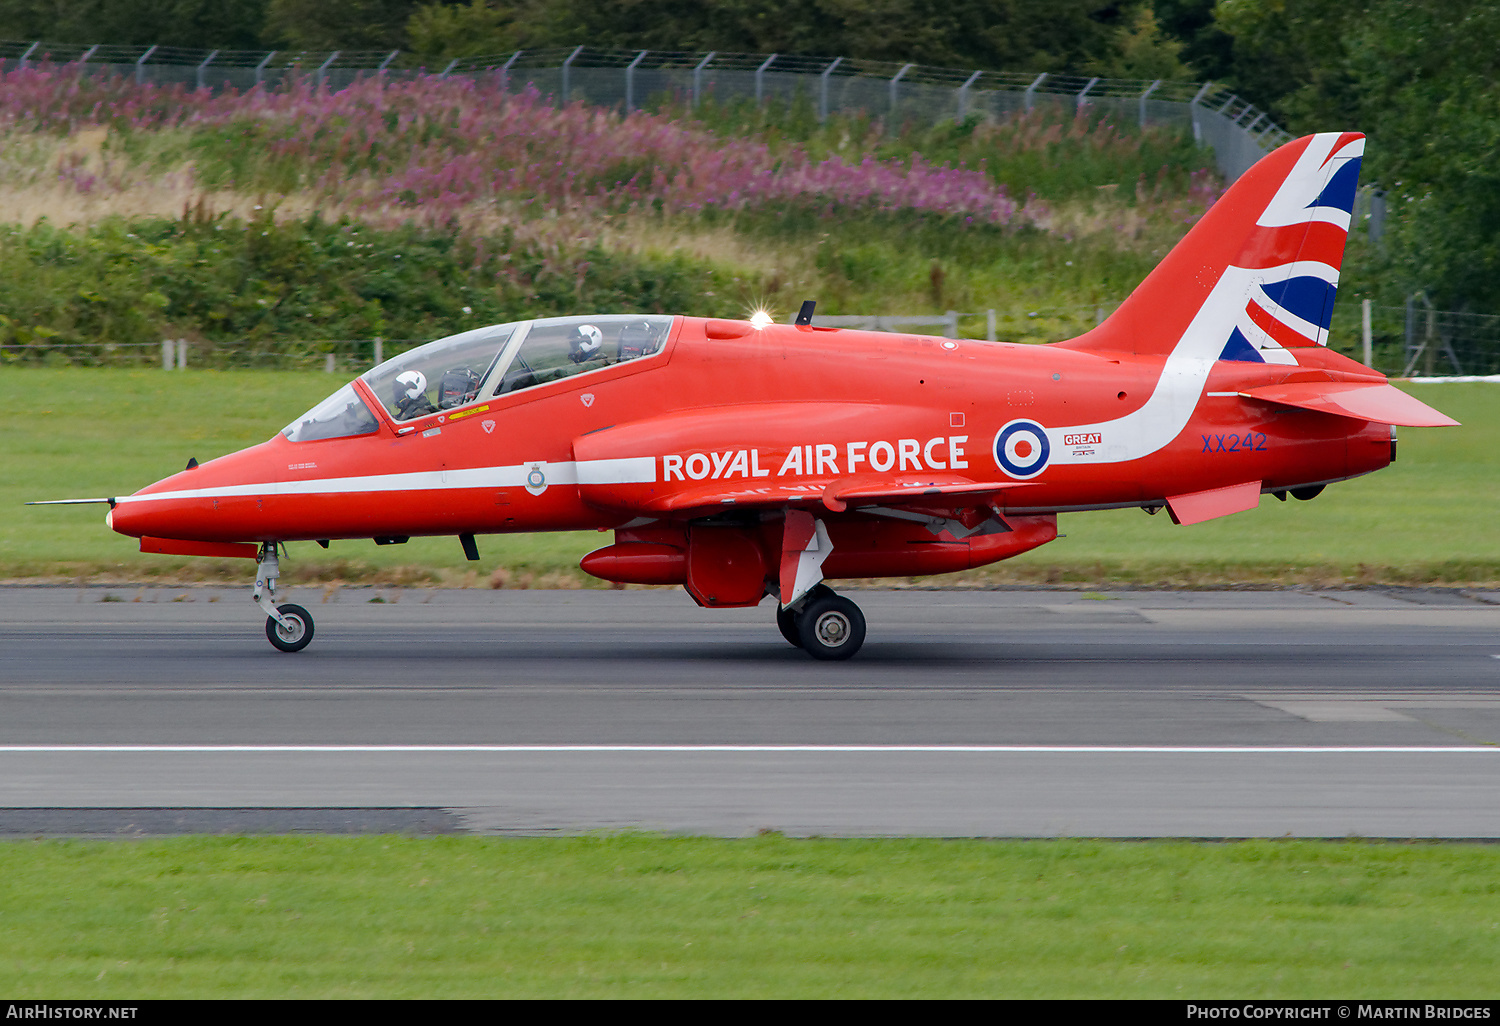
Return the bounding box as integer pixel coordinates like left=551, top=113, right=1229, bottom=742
left=1058, top=132, right=1364, bottom=363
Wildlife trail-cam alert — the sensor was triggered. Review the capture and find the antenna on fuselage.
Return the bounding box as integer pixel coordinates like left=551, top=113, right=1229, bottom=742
left=794, top=300, right=817, bottom=326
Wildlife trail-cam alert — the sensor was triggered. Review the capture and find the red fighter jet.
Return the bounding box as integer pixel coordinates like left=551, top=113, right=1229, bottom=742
left=36, top=131, right=1457, bottom=659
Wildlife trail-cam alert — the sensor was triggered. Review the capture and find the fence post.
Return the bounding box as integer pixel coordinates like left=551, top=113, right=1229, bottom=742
left=1139, top=79, right=1160, bottom=129
left=255, top=51, right=276, bottom=86
left=1024, top=73, right=1047, bottom=113
left=986, top=309, right=996, bottom=342
left=889, top=63, right=913, bottom=117
left=1404, top=292, right=1416, bottom=370
left=560, top=45, right=583, bottom=106
left=317, top=51, right=340, bottom=89
left=176, top=339, right=187, bottom=371
left=624, top=49, right=647, bottom=111
left=161, top=339, right=173, bottom=371
left=499, top=50, right=521, bottom=93
left=944, top=310, right=958, bottom=338
left=324, top=353, right=336, bottom=373
left=818, top=56, right=841, bottom=121
left=693, top=51, right=715, bottom=109
left=373, top=337, right=383, bottom=368
left=1362, top=298, right=1373, bottom=368
left=956, top=69, right=982, bottom=122
left=1076, top=76, right=1099, bottom=112
left=196, top=49, right=218, bottom=91
left=1189, top=81, right=1212, bottom=144
left=135, top=45, right=157, bottom=86
left=755, top=53, right=776, bottom=105
left=1425, top=305, right=1437, bottom=376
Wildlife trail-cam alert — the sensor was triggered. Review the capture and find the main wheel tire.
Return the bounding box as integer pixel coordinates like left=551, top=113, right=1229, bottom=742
left=776, top=605, right=802, bottom=648
left=776, top=584, right=833, bottom=648
left=266, top=602, right=315, bottom=653
left=795, top=592, right=866, bottom=661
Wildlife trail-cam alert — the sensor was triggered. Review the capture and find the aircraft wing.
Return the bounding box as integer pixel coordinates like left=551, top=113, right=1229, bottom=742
left=637, top=476, right=1038, bottom=516
left=1238, top=381, right=1459, bottom=427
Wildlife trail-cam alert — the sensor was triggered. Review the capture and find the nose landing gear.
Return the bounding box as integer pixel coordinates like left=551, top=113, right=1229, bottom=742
left=253, top=543, right=315, bottom=653
left=777, top=584, right=866, bottom=661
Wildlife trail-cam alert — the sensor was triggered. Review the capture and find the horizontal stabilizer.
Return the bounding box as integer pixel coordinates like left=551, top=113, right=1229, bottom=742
left=1166, top=480, right=1262, bottom=526
left=1239, top=382, right=1459, bottom=427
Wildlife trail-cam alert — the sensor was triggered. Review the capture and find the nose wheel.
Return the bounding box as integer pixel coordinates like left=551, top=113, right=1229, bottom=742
left=266, top=603, right=315, bottom=652
left=777, top=585, right=866, bottom=660
left=253, top=543, right=316, bottom=653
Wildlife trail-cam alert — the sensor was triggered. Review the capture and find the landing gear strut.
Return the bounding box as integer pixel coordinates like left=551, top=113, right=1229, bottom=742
left=777, top=584, right=866, bottom=661
left=253, top=543, right=315, bottom=653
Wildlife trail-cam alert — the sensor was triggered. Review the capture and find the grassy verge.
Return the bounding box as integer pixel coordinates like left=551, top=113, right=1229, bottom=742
left=1, top=835, right=1497, bottom=998
left=7, top=370, right=1494, bottom=587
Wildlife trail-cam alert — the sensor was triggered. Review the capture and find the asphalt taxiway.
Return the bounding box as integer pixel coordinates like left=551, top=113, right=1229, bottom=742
left=2, top=585, right=1498, bottom=837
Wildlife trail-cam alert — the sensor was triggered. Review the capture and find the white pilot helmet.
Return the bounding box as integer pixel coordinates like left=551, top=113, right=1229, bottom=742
left=569, top=323, right=604, bottom=363
left=395, top=370, right=427, bottom=401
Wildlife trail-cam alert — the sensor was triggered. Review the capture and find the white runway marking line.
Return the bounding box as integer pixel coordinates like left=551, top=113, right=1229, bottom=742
left=0, top=745, right=1497, bottom=754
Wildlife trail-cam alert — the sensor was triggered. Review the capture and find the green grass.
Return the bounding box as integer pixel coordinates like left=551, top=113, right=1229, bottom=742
left=5, top=369, right=1495, bottom=586
left=1, top=835, right=1497, bottom=998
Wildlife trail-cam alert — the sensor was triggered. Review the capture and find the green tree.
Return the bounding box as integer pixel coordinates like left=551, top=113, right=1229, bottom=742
left=1151, top=0, right=1234, bottom=81
left=1210, top=0, right=1363, bottom=121
left=262, top=0, right=425, bottom=50
left=0, top=0, right=267, bottom=49
left=1209, top=0, right=1500, bottom=310
left=522, top=0, right=1177, bottom=74
left=405, top=1, right=519, bottom=62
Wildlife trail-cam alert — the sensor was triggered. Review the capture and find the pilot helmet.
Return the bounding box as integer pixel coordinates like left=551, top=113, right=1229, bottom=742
left=569, top=323, right=604, bottom=364
left=617, top=319, right=657, bottom=360
left=395, top=370, right=427, bottom=402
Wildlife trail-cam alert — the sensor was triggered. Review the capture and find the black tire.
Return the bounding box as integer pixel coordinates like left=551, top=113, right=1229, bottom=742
left=266, top=603, right=315, bottom=653
left=776, top=605, right=802, bottom=648
left=776, top=584, right=833, bottom=648
left=795, top=592, right=866, bottom=661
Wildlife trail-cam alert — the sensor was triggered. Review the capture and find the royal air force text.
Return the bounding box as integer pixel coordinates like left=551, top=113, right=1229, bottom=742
left=662, top=438, right=970, bottom=482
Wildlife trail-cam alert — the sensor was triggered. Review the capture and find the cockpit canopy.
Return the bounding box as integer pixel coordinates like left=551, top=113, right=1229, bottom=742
left=282, top=315, right=672, bottom=442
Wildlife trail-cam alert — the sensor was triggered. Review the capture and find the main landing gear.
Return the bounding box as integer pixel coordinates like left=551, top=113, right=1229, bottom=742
left=254, top=543, right=315, bottom=653
left=777, top=584, right=867, bottom=661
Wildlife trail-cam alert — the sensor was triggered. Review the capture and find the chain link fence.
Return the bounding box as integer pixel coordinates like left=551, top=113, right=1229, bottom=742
left=9, top=297, right=1497, bottom=378
left=0, top=337, right=424, bottom=373
left=0, top=40, right=1287, bottom=182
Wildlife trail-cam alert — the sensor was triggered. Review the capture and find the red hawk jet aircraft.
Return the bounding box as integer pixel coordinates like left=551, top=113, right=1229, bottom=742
left=36, top=132, right=1457, bottom=658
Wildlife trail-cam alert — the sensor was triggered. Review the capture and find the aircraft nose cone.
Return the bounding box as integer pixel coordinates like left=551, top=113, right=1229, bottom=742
left=108, top=440, right=279, bottom=543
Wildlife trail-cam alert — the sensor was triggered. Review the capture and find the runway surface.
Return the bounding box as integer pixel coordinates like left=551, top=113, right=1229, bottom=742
left=2, top=584, right=1498, bottom=837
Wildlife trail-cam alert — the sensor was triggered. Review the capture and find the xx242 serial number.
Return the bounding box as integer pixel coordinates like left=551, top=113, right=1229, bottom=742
left=1202, top=432, right=1267, bottom=453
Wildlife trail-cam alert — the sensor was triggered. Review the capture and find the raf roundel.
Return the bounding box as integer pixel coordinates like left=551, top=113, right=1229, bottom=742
left=994, top=419, right=1051, bottom=479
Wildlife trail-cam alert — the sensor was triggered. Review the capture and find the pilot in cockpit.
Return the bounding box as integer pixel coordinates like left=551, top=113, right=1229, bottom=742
left=394, top=370, right=438, bottom=419
left=568, top=323, right=605, bottom=365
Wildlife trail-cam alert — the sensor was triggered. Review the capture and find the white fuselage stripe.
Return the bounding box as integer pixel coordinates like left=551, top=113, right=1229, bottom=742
left=0, top=745, right=1493, bottom=754
left=114, top=457, right=657, bottom=504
